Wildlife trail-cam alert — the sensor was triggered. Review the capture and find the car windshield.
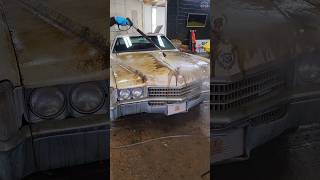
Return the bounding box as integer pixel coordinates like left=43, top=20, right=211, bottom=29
left=113, top=35, right=176, bottom=53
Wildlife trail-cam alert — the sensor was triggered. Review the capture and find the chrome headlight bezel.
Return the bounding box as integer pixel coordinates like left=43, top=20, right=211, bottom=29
left=110, top=87, right=118, bottom=106
left=70, top=83, right=106, bottom=114
left=118, top=89, right=131, bottom=100
left=29, top=87, right=67, bottom=119
left=297, top=59, right=320, bottom=83
left=117, top=87, right=145, bottom=101
left=131, top=87, right=144, bottom=99
left=26, top=80, right=108, bottom=122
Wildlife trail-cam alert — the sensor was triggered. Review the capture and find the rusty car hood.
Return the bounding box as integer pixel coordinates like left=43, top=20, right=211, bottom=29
left=212, top=0, right=320, bottom=79
left=2, top=0, right=107, bottom=88
left=110, top=58, right=145, bottom=89
left=111, top=51, right=209, bottom=89
left=40, top=0, right=107, bottom=39
left=0, top=11, right=21, bottom=86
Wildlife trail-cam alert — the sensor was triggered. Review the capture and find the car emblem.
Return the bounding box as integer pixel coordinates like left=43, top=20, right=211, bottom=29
left=218, top=52, right=235, bottom=70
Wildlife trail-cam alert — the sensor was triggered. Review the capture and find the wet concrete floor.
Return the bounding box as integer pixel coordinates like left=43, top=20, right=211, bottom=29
left=110, top=101, right=210, bottom=180
left=212, top=123, right=320, bottom=180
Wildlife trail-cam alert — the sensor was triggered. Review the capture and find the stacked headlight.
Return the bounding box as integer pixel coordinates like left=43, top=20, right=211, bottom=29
left=118, top=87, right=144, bottom=100
left=298, top=59, right=320, bottom=82
left=30, top=87, right=66, bottom=119
left=118, top=89, right=131, bottom=100
left=131, top=88, right=143, bottom=99
left=70, top=83, right=105, bottom=114
left=202, top=80, right=210, bottom=92
left=28, top=81, right=108, bottom=122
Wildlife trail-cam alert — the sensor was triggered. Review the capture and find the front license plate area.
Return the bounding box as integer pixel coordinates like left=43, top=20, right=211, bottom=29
left=211, top=128, right=245, bottom=163
left=167, top=102, right=187, bottom=115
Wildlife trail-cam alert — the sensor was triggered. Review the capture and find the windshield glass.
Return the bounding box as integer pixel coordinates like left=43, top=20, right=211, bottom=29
left=113, top=35, right=176, bottom=53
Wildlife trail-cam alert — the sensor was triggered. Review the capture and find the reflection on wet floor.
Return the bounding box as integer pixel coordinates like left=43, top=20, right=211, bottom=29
left=213, top=123, right=320, bottom=180
left=110, top=102, right=210, bottom=180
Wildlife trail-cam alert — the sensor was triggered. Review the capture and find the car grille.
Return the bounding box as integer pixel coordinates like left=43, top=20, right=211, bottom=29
left=148, top=83, right=201, bottom=97
left=148, top=101, right=167, bottom=106
left=211, top=68, right=285, bottom=112
left=249, top=105, right=287, bottom=126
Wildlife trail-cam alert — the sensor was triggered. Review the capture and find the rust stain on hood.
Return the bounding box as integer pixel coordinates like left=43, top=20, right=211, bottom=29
left=110, top=58, right=145, bottom=89
left=111, top=51, right=209, bottom=88
left=3, top=0, right=107, bottom=88
left=0, top=6, right=20, bottom=86
left=42, top=0, right=107, bottom=38
left=212, top=0, right=320, bottom=77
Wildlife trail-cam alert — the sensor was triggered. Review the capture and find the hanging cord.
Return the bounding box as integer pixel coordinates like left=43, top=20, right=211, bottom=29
left=112, top=134, right=211, bottom=179
left=111, top=134, right=210, bottom=149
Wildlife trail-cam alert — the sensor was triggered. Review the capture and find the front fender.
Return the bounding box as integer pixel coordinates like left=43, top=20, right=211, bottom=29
left=0, top=14, right=21, bottom=86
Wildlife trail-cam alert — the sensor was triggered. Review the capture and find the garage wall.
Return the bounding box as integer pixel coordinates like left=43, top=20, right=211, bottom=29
left=143, top=5, right=167, bottom=34
left=156, top=6, right=166, bottom=35
left=110, top=0, right=143, bottom=28
left=110, top=0, right=167, bottom=42
left=110, top=0, right=143, bottom=42
left=167, top=0, right=210, bottom=44
left=143, top=4, right=153, bottom=33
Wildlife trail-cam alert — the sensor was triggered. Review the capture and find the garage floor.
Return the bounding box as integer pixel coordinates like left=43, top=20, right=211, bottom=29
left=110, top=101, right=210, bottom=180
left=212, top=123, right=320, bottom=180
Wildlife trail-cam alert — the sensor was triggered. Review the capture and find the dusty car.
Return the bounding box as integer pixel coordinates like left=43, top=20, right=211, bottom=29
left=0, top=0, right=108, bottom=179
left=211, top=0, right=320, bottom=163
left=110, top=33, right=210, bottom=120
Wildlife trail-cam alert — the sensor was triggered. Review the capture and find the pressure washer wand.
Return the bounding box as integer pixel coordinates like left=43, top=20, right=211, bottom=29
left=126, top=18, right=167, bottom=57
left=110, top=16, right=166, bottom=57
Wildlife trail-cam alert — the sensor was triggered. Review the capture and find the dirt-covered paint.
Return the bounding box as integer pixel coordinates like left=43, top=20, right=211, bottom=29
left=2, top=0, right=107, bottom=88
left=0, top=4, right=20, bottom=86
left=111, top=49, right=209, bottom=89
left=212, top=0, right=320, bottom=78
left=110, top=58, right=145, bottom=89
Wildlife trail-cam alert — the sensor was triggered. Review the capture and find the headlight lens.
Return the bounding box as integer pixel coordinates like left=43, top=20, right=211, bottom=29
left=298, top=60, right=320, bottom=82
left=71, top=83, right=105, bottom=114
left=30, top=87, right=66, bottom=119
left=131, top=88, right=143, bottom=99
left=202, top=80, right=210, bottom=91
left=118, top=89, right=131, bottom=100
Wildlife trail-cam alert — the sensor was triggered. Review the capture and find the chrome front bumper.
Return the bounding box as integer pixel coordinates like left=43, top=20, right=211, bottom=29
left=211, top=89, right=320, bottom=164
left=111, top=92, right=207, bottom=121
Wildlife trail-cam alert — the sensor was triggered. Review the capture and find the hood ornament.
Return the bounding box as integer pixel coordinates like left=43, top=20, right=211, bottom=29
left=168, top=67, right=183, bottom=86
left=217, top=41, right=236, bottom=70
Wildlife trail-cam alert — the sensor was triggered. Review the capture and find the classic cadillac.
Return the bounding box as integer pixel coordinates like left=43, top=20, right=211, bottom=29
left=0, top=0, right=108, bottom=179
left=110, top=33, right=210, bottom=120
left=211, top=0, right=320, bottom=163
